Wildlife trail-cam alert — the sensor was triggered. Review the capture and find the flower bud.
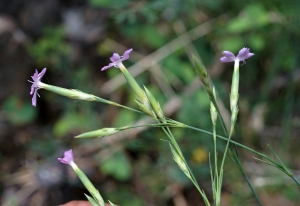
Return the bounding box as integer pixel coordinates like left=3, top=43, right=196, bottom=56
left=144, top=86, right=165, bottom=122
left=169, top=143, right=190, bottom=178
left=135, top=100, right=156, bottom=118
left=75, top=128, right=121, bottom=139
left=210, top=88, right=218, bottom=125
left=192, top=55, right=210, bottom=89
left=85, top=194, right=99, bottom=206
left=192, top=55, right=215, bottom=102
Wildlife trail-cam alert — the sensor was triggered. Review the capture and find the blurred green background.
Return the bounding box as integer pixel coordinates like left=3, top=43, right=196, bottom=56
left=0, top=0, right=300, bottom=205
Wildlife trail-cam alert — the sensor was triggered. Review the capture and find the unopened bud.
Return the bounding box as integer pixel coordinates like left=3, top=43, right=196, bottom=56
left=85, top=194, right=100, bottom=206
left=210, top=88, right=218, bottom=124
left=144, top=86, right=165, bottom=122
left=169, top=144, right=190, bottom=178
left=192, top=55, right=210, bottom=88
left=135, top=100, right=156, bottom=118
left=75, top=128, right=120, bottom=139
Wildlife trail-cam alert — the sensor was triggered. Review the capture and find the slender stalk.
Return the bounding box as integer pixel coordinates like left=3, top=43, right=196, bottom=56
left=94, top=97, right=142, bottom=113
left=208, top=155, right=216, bottom=206
left=212, top=124, right=220, bottom=205
left=160, top=125, right=210, bottom=205
left=213, top=125, right=218, bottom=190
left=242, top=171, right=263, bottom=206
left=165, top=127, right=199, bottom=187
left=117, top=63, right=209, bottom=205
left=120, top=123, right=176, bottom=130
left=210, top=97, right=229, bottom=136
left=206, top=79, right=263, bottom=206
left=185, top=125, right=277, bottom=165
left=220, top=130, right=234, bottom=176
left=292, top=176, right=300, bottom=187
left=184, top=124, right=300, bottom=188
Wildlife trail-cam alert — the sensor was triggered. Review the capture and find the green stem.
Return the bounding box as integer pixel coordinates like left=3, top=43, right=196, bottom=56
left=213, top=125, right=218, bottom=186
left=184, top=124, right=300, bottom=188
left=184, top=125, right=278, bottom=167
left=120, top=123, right=175, bottom=130
left=220, top=129, right=233, bottom=175
left=291, top=175, right=300, bottom=187
left=94, top=97, right=142, bottom=113
left=212, top=124, right=219, bottom=205
left=165, top=127, right=199, bottom=188
left=242, top=171, right=263, bottom=206
left=210, top=97, right=228, bottom=136
left=161, top=126, right=210, bottom=205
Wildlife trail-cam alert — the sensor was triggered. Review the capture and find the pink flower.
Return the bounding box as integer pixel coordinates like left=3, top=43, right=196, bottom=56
left=58, top=149, right=74, bottom=165
left=220, top=47, right=254, bottom=64
left=28, top=68, right=46, bottom=107
left=101, top=48, right=133, bottom=71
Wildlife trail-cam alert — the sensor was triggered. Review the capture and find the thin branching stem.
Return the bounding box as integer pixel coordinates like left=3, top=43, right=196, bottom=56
left=184, top=125, right=277, bottom=165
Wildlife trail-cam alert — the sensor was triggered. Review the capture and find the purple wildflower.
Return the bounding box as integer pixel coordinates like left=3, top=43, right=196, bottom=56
left=28, top=68, right=46, bottom=107
left=220, top=47, right=254, bottom=64
left=101, top=48, right=133, bottom=71
left=58, top=149, right=74, bottom=165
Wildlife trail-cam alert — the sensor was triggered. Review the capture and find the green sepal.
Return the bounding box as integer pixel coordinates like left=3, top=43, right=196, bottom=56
left=192, top=55, right=212, bottom=92
left=72, top=165, right=105, bottom=206
left=169, top=143, right=190, bottom=178
left=108, top=200, right=117, bottom=206
left=135, top=100, right=156, bottom=118
left=144, top=86, right=165, bottom=122
left=85, top=194, right=101, bottom=206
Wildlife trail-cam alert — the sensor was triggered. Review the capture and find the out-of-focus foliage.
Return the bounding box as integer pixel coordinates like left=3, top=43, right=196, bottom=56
left=27, top=27, right=70, bottom=70
left=2, top=96, right=36, bottom=126
left=88, top=0, right=205, bottom=23
left=1, top=0, right=300, bottom=205
left=100, top=151, right=132, bottom=181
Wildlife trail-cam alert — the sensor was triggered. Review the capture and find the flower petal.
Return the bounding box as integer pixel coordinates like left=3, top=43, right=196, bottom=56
left=38, top=68, right=47, bottom=79
left=32, top=90, right=37, bottom=107
left=220, top=56, right=234, bottom=62
left=122, top=48, right=133, bottom=61
left=220, top=47, right=254, bottom=63
left=237, top=47, right=250, bottom=59
left=30, top=84, right=35, bottom=95
left=222, top=51, right=236, bottom=60
left=245, top=52, right=255, bottom=59
left=58, top=149, right=74, bottom=165
left=57, top=158, right=67, bottom=164
left=110, top=53, right=121, bottom=63
left=31, top=69, right=39, bottom=81
left=102, top=49, right=133, bottom=71
left=101, top=63, right=114, bottom=71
